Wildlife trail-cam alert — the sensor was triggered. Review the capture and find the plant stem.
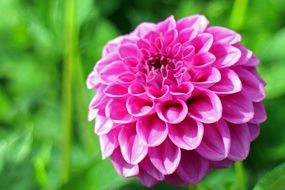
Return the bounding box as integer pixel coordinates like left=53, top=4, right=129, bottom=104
left=234, top=161, right=247, bottom=190
left=229, top=0, right=249, bottom=29
left=61, top=0, right=76, bottom=184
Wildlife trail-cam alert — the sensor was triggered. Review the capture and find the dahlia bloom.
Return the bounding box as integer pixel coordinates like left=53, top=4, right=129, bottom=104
left=87, top=15, right=266, bottom=186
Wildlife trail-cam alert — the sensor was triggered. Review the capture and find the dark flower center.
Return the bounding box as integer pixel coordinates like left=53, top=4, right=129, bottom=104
left=147, top=55, right=170, bottom=70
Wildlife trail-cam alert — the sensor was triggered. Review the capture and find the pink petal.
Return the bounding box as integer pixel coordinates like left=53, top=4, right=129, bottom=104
left=248, top=123, right=260, bottom=141
left=210, top=68, right=242, bottom=95
left=190, top=33, right=213, bottom=53
left=228, top=123, right=250, bottom=161
left=146, top=85, right=170, bottom=101
left=177, top=15, right=209, bottom=33
left=126, top=96, right=154, bottom=117
left=140, top=157, right=165, bottom=181
left=156, top=99, right=188, bottom=124
left=192, top=52, right=216, bottom=68
left=192, top=67, right=221, bottom=88
left=94, top=109, right=114, bottom=135
left=187, top=89, right=222, bottom=124
left=163, top=29, right=178, bottom=46
left=176, top=151, right=210, bottom=184
left=196, top=120, right=231, bottom=161
left=148, top=138, right=181, bottom=175
left=118, top=123, right=148, bottom=164
left=206, top=26, right=241, bottom=44
left=110, top=148, right=139, bottom=177
left=137, top=169, right=160, bottom=187
left=119, top=44, right=140, bottom=59
left=99, top=127, right=121, bottom=159
left=136, top=114, right=168, bottom=147
left=128, top=82, right=146, bottom=96
left=221, top=92, right=254, bottom=124
left=105, top=99, right=133, bottom=124
left=117, top=72, right=136, bottom=84
left=123, top=56, right=139, bottom=68
left=251, top=102, right=267, bottom=124
left=234, top=67, right=265, bottom=102
left=211, top=159, right=233, bottom=168
left=170, top=82, right=194, bottom=99
left=178, top=28, right=197, bottom=43
left=165, top=172, right=188, bottom=186
left=100, top=61, right=127, bottom=84
left=168, top=116, right=204, bottom=150
left=157, top=16, right=176, bottom=33
left=132, top=22, right=156, bottom=38
left=103, top=83, right=128, bottom=97
left=211, top=43, right=241, bottom=68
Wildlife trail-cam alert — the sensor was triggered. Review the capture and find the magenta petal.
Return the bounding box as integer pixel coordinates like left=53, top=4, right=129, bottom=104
left=138, top=169, right=160, bottom=187
left=206, top=26, right=241, bottom=44
left=103, top=83, right=128, bottom=97
left=94, top=111, right=114, bottom=135
left=228, top=123, right=250, bottom=161
left=119, top=43, right=140, bottom=59
left=251, top=102, right=267, bottom=124
left=99, top=127, right=121, bottom=159
left=196, top=121, right=231, bottom=161
left=126, top=96, right=154, bottom=117
left=177, top=151, right=210, bottom=184
left=170, top=82, right=194, bottom=99
left=190, top=33, right=213, bottom=53
left=110, top=148, right=139, bottom=177
left=132, top=22, right=156, bottom=38
left=177, top=15, right=208, bottom=33
left=136, top=114, right=168, bottom=147
left=128, top=82, right=146, bottom=96
left=140, top=157, right=165, bottom=181
left=248, top=123, right=260, bottom=141
left=178, top=28, right=197, bottom=43
left=118, top=123, right=148, bottom=164
left=192, top=67, right=221, bottom=88
left=168, top=117, right=204, bottom=150
left=210, top=68, right=242, bottom=95
left=187, top=89, right=222, bottom=124
left=146, top=85, right=170, bottom=100
left=106, top=99, right=133, bottom=124
left=234, top=67, right=265, bottom=102
left=156, top=99, right=188, bottom=124
left=100, top=61, right=127, bottom=84
left=211, top=159, right=233, bottom=168
left=211, top=44, right=241, bottom=68
left=149, top=138, right=181, bottom=175
left=192, top=52, right=216, bottom=68
left=165, top=172, right=188, bottom=186
left=221, top=93, right=254, bottom=124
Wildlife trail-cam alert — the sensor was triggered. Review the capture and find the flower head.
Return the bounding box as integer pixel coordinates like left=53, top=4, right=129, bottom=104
left=87, top=15, right=266, bottom=186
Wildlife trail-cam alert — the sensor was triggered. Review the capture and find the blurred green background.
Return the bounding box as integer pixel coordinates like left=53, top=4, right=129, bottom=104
left=1, top=0, right=285, bottom=189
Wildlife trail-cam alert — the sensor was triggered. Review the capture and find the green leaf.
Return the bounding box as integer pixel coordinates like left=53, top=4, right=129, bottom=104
left=254, top=162, right=285, bottom=190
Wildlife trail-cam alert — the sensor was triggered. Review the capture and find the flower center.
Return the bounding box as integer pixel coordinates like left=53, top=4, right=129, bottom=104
left=147, top=55, right=170, bottom=70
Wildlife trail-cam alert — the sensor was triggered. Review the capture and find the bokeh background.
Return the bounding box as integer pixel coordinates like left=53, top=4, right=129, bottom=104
left=1, top=0, right=285, bottom=189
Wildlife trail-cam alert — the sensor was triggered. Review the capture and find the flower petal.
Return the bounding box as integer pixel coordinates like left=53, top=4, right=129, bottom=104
left=248, top=123, right=260, bottom=141
left=168, top=116, right=204, bottom=150
left=177, top=15, right=208, bottom=33
left=137, top=169, right=160, bottom=187
left=221, top=92, right=254, bottom=124
left=148, top=138, right=181, bottom=175
left=136, top=114, right=168, bottom=147
left=156, top=99, right=188, bottom=124
left=176, top=151, right=210, bottom=184
left=192, top=67, right=221, bottom=88
left=103, top=83, right=128, bottom=97
left=190, top=33, right=213, bottom=53
left=251, top=102, right=267, bottom=124
left=187, top=89, right=222, bottom=124
left=118, top=123, right=148, bottom=164
left=140, top=157, right=165, bottom=181
left=210, top=68, right=242, bottom=95
left=211, top=44, right=241, bottom=68
left=196, top=120, right=231, bottom=161
left=206, top=26, right=241, bottom=44
left=119, top=43, right=140, bottom=59
left=234, top=67, right=265, bottom=102
left=228, top=123, right=251, bottom=161
left=100, top=61, right=127, bottom=84
left=110, top=148, right=139, bottom=177
left=105, top=99, right=133, bottom=124
left=126, top=96, right=154, bottom=117
left=99, top=127, right=121, bottom=159
left=94, top=110, right=114, bottom=135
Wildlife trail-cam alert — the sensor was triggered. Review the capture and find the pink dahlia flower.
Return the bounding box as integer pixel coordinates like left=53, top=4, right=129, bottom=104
left=87, top=15, right=267, bottom=186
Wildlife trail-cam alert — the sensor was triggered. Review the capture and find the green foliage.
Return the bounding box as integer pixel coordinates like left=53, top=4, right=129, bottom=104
left=0, top=0, right=285, bottom=189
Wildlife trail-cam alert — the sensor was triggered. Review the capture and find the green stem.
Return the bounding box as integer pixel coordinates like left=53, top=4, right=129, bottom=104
left=61, top=0, right=76, bottom=184
left=234, top=161, right=247, bottom=190
left=229, top=0, right=249, bottom=29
